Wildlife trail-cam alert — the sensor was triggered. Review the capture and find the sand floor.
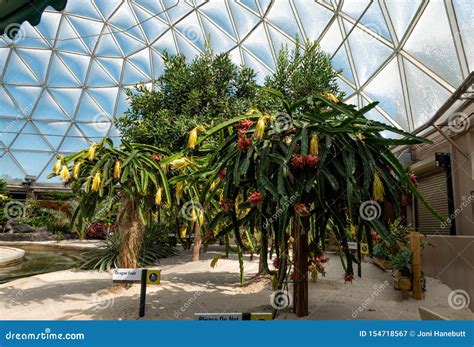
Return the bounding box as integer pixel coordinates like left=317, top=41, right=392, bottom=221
left=1, top=245, right=472, bottom=320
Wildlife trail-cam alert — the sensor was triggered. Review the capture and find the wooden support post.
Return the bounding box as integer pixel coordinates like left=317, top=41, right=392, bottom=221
left=293, top=220, right=308, bottom=317
left=409, top=231, right=422, bottom=300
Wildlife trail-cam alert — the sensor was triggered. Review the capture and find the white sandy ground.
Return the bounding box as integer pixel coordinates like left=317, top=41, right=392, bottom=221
left=0, top=245, right=472, bottom=320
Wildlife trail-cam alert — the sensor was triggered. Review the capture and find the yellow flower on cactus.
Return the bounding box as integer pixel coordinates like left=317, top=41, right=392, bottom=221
left=356, top=132, right=365, bottom=142
left=198, top=210, right=204, bottom=226
left=350, top=224, right=357, bottom=236
left=180, top=225, right=187, bottom=238
left=155, top=188, right=163, bottom=206
left=59, top=165, right=70, bottom=181
left=113, top=160, right=122, bottom=179
left=91, top=172, right=101, bottom=192
left=53, top=158, right=62, bottom=175
left=175, top=181, right=184, bottom=199
left=373, top=171, right=384, bottom=201
left=87, top=143, right=97, bottom=161
left=170, top=157, right=191, bottom=171
left=253, top=115, right=272, bottom=141
left=322, top=92, right=339, bottom=103
left=187, top=125, right=205, bottom=150
left=73, top=161, right=82, bottom=179
left=235, top=193, right=244, bottom=213
left=309, top=133, right=319, bottom=156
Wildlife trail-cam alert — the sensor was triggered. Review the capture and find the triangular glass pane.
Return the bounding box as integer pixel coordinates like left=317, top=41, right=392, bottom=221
left=59, top=125, right=90, bottom=152
left=5, top=85, right=42, bottom=115
left=163, top=0, right=194, bottom=23
left=68, top=16, right=104, bottom=53
left=95, top=26, right=123, bottom=57
left=344, top=21, right=392, bottom=85
left=47, top=53, right=81, bottom=87
left=242, top=24, right=275, bottom=70
left=12, top=151, right=54, bottom=177
left=0, top=48, right=10, bottom=79
left=122, top=60, right=148, bottom=85
left=75, top=92, right=106, bottom=121
left=404, top=58, right=451, bottom=129
left=363, top=58, right=408, bottom=129
left=129, top=48, right=151, bottom=77
left=174, top=33, right=200, bottom=61
left=32, top=91, right=70, bottom=121
left=108, top=125, right=121, bottom=146
left=77, top=121, right=111, bottom=139
left=267, top=1, right=301, bottom=39
left=55, top=17, right=90, bottom=54
left=242, top=49, right=272, bottom=84
left=65, top=0, right=103, bottom=20
left=11, top=131, right=51, bottom=152
left=228, top=0, right=260, bottom=40
left=97, top=57, right=123, bottom=83
left=132, top=3, right=169, bottom=43
left=87, top=59, right=117, bottom=87
left=0, top=117, right=25, bottom=134
left=385, top=0, right=421, bottom=41
left=57, top=51, right=90, bottom=84
left=3, top=50, right=39, bottom=85
left=199, top=2, right=236, bottom=40
left=48, top=88, right=82, bottom=117
left=336, top=77, right=356, bottom=98
left=33, top=120, right=70, bottom=138
left=0, top=87, right=22, bottom=117
left=9, top=24, right=49, bottom=49
left=112, top=30, right=145, bottom=56
left=16, top=48, right=52, bottom=83
left=115, top=89, right=130, bottom=117
left=152, top=30, right=178, bottom=55
left=134, top=1, right=168, bottom=23
left=93, top=0, right=122, bottom=20
left=404, top=1, right=462, bottom=86
left=88, top=87, right=119, bottom=116
left=239, top=0, right=259, bottom=13
left=358, top=2, right=392, bottom=42
left=0, top=153, right=25, bottom=181
left=267, top=25, right=294, bottom=56
left=110, top=2, right=146, bottom=43
left=293, top=0, right=333, bottom=41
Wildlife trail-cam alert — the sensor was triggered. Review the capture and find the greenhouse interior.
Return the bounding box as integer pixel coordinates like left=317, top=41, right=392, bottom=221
left=0, top=0, right=473, bottom=323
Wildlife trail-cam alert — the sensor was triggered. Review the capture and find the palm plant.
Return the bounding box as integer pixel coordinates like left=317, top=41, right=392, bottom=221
left=49, top=138, right=173, bottom=268
left=183, top=87, right=440, bottom=316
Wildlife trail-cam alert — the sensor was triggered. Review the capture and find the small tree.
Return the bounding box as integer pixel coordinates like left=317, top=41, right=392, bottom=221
left=49, top=138, right=171, bottom=268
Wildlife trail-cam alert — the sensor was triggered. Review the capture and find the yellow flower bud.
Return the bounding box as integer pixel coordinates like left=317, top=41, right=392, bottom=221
left=176, top=181, right=184, bottom=200
left=373, top=171, right=384, bottom=202
left=254, top=115, right=272, bottom=141
left=245, top=108, right=260, bottom=116
left=198, top=210, right=204, bottom=226
left=155, top=188, right=163, bottom=206
left=59, top=165, right=70, bottom=181
left=87, top=143, right=97, bottom=161
left=170, top=157, right=191, bottom=171
left=53, top=158, right=62, bottom=175
left=350, top=224, right=356, bottom=236
left=356, top=132, right=365, bottom=142
left=180, top=225, right=187, bottom=238
left=187, top=125, right=205, bottom=150
left=91, top=172, right=101, bottom=192
left=113, top=160, right=121, bottom=179
left=309, top=133, right=319, bottom=156
left=322, top=92, right=339, bottom=103
left=73, top=161, right=82, bottom=179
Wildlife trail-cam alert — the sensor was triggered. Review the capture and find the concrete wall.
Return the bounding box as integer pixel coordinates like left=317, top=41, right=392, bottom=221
left=422, top=235, right=474, bottom=311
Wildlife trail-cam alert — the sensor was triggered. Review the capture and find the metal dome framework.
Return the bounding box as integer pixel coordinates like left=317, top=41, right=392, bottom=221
left=0, top=0, right=473, bottom=182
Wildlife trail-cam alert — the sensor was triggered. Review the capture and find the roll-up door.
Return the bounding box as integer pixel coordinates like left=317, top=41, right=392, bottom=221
left=416, top=170, right=450, bottom=235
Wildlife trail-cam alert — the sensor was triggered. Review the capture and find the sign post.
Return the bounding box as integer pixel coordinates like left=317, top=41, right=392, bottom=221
left=139, top=269, right=148, bottom=318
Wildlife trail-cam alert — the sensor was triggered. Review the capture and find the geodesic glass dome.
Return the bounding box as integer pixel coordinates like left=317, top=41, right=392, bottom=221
left=0, top=0, right=473, bottom=182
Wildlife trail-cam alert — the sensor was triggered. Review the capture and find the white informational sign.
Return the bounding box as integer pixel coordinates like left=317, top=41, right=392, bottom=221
left=112, top=268, right=142, bottom=283
left=347, top=242, right=358, bottom=250
left=195, top=313, right=242, bottom=321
